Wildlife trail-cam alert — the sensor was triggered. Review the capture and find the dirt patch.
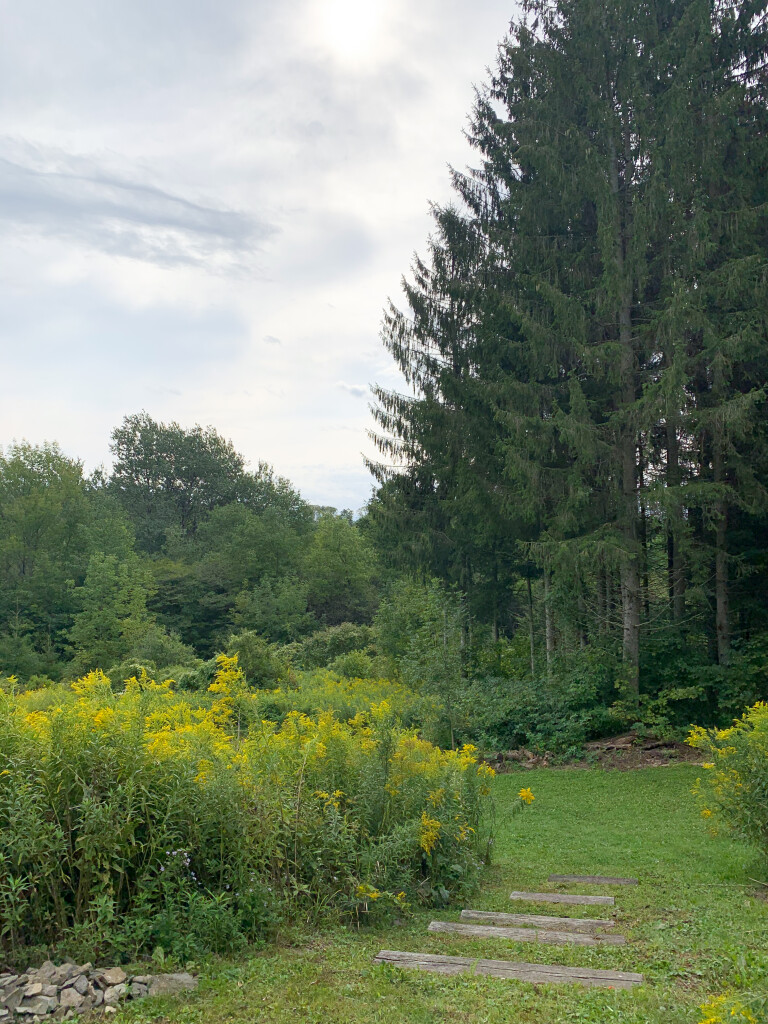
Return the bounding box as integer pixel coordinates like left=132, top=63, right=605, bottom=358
left=487, top=733, right=702, bottom=772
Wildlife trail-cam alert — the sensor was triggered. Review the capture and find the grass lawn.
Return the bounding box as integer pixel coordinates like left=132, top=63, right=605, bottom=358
left=121, top=766, right=768, bottom=1023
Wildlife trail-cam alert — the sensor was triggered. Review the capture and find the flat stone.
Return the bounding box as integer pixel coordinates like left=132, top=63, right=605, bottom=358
left=91, top=991, right=103, bottom=1008
left=129, top=977, right=152, bottom=986
left=32, top=967, right=55, bottom=986
left=98, top=970, right=126, bottom=988
left=1, top=989, right=25, bottom=1013
left=0, top=979, right=19, bottom=988
left=56, top=991, right=83, bottom=1011
left=16, top=996, right=56, bottom=1016
left=147, top=974, right=197, bottom=997
left=22, top=988, right=41, bottom=1000
left=103, top=1007, right=117, bottom=1015
left=129, top=984, right=148, bottom=999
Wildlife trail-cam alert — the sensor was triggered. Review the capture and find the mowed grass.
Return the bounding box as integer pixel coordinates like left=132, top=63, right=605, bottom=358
left=121, top=766, right=768, bottom=1024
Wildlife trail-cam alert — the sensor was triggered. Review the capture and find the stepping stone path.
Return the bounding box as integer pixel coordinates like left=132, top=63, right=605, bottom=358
left=428, top=920, right=626, bottom=947
left=509, top=891, right=615, bottom=906
left=373, top=951, right=643, bottom=990
left=548, top=874, right=638, bottom=886
left=460, top=910, right=616, bottom=933
left=375, top=870, right=644, bottom=990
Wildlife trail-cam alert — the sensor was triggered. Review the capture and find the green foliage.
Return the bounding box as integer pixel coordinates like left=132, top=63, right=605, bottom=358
left=68, top=552, right=154, bottom=672
left=327, top=649, right=376, bottom=679
left=234, top=576, right=315, bottom=643
left=110, top=412, right=250, bottom=551
left=225, top=629, right=293, bottom=688
left=303, top=515, right=379, bottom=626
left=286, top=623, right=375, bottom=670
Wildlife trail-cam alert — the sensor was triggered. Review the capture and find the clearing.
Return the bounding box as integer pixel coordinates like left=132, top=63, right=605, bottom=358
left=119, top=766, right=768, bottom=1024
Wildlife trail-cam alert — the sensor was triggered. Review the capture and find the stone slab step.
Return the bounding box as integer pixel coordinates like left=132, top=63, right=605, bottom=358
left=429, top=920, right=625, bottom=947
left=510, top=891, right=615, bottom=907
left=460, top=909, right=617, bottom=933
left=373, top=951, right=643, bottom=989
left=548, top=874, right=638, bottom=886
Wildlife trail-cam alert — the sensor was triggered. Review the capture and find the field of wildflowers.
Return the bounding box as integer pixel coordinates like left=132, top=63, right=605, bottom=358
left=0, top=658, right=495, bottom=963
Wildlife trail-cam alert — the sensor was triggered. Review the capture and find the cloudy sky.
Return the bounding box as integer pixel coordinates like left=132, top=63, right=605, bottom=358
left=0, top=0, right=516, bottom=511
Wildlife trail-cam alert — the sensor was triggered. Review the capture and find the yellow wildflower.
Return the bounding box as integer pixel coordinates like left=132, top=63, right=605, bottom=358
left=419, top=811, right=442, bottom=854
left=518, top=787, right=535, bottom=804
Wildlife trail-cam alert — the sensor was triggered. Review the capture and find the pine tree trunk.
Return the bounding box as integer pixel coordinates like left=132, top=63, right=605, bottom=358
left=638, top=451, right=650, bottom=621
left=610, top=133, right=641, bottom=695
left=544, top=569, right=555, bottom=676
left=713, top=442, right=730, bottom=666
left=527, top=571, right=536, bottom=679
left=666, top=418, right=686, bottom=621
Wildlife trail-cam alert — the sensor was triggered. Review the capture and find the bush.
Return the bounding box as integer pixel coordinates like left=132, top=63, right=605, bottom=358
left=688, top=702, right=768, bottom=858
left=225, top=629, right=294, bottom=687
left=286, top=623, right=375, bottom=669
left=0, top=658, right=495, bottom=962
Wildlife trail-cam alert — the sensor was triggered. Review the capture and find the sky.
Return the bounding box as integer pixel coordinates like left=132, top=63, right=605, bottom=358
left=0, top=0, right=517, bottom=512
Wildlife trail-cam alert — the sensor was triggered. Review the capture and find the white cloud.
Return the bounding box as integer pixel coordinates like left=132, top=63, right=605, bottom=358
left=336, top=382, right=369, bottom=399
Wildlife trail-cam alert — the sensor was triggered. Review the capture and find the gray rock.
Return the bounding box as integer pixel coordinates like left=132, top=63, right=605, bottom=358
left=32, top=967, right=55, bottom=986
left=21, top=988, right=41, bottom=1000
left=0, top=978, right=18, bottom=988
left=102, top=985, right=126, bottom=1006
left=129, top=977, right=151, bottom=985
left=98, top=969, right=126, bottom=988
left=103, top=1007, right=117, bottom=1015
left=71, top=978, right=88, bottom=998
left=49, top=969, right=76, bottom=988
left=1, top=988, right=25, bottom=1013
left=147, top=974, right=197, bottom=998
left=56, top=991, right=83, bottom=1011
left=16, top=996, right=56, bottom=1016
left=129, top=983, right=148, bottom=1000
left=91, top=990, right=103, bottom=1008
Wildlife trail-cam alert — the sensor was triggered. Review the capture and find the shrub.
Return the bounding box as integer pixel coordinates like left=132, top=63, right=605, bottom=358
left=688, top=702, right=768, bottom=857
left=286, top=623, right=375, bottom=669
left=0, top=657, right=495, bottom=961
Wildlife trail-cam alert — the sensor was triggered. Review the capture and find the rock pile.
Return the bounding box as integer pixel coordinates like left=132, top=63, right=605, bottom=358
left=0, top=963, right=197, bottom=1021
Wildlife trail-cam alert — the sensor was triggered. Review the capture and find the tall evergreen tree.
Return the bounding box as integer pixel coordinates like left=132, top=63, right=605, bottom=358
left=372, top=0, right=768, bottom=700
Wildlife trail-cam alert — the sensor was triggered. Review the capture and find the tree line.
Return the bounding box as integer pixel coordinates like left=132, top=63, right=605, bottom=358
left=0, top=413, right=378, bottom=681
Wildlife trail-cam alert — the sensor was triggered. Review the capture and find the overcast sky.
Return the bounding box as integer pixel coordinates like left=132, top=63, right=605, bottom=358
left=0, top=0, right=516, bottom=511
